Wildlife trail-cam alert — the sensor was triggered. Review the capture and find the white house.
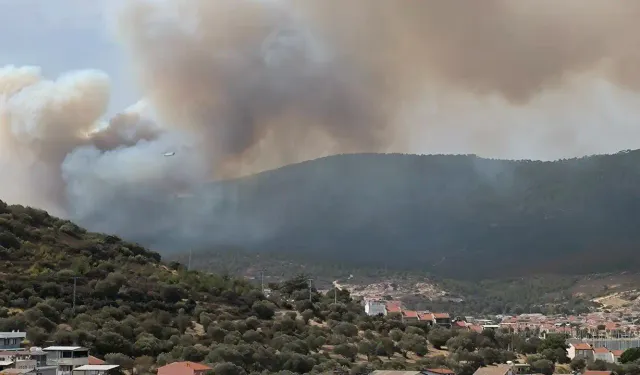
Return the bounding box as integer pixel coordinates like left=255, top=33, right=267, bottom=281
left=612, top=350, right=624, bottom=363
left=0, top=348, right=48, bottom=368
left=567, top=343, right=594, bottom=361
left=72, top=365, right=119, bottom=375
left=593, top=347, right=615, bottom=363
left=43, top=347, right=89, bottom=375
left=364, top=300, right=386, bottom=316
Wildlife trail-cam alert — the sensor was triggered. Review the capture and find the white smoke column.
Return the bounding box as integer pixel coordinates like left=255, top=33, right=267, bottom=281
left=61, top=129, right=210, bottom=243
left=0, top=66, right=110, bottom=213
left=0, top=63, right=199, bottom=227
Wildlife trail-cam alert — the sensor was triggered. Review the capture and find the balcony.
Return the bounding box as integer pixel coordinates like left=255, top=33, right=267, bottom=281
left=46, top=358, right=88, bottom=367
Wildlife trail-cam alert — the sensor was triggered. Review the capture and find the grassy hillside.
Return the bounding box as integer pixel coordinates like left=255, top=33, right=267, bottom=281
left=182, top=150, right=640, bottom=279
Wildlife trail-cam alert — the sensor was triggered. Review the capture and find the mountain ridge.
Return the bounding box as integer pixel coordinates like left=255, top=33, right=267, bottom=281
left=181, top=150, right=640, bottom=279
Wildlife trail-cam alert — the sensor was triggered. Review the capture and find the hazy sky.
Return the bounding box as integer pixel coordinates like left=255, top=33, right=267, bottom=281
left=0, top=0, right=136, bottom=114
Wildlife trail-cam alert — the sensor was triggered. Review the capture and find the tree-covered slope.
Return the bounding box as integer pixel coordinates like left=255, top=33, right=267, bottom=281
left=0, top=200, right=448, bottom=375
left=0, top=200, right=256, bottom=355
left=197, top=150, right=640, bottom=279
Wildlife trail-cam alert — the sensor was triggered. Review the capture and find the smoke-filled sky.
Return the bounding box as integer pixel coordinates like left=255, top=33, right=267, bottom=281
left=2, top=0, right=640, bottom=245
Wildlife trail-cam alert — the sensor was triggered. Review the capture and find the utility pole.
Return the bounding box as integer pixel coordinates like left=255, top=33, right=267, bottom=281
left=72, top=277, right=78, bottom=316
left=187, top=249, right=192, bottom=271
left=260, top=269, right=265, bottom=294
left=308, top=278, right=313, bottom=303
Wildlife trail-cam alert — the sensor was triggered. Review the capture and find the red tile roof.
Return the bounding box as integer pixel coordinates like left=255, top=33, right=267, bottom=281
left=593, top=347, right=609, bottom=354
left=88, top=356, right=105, bottom=365
left=159, top=362, right=212, bottom=372
left=583, top=371, right=612, bottom=375
left=470, top=325, right=483, bottom=333
left=386, top=301, right=402, bottom=313
left=403, top=310, right=418, bottom=318
left=433, top=313, right=450, bottom=319
left=573, top=343, right=593, bottom=350
left=418, top=312, right=433, bottom=321
left=612, top=350, right=624, bottom=357
left=605, top=323, right=618, bottom=330
left=454, top=321, right=467, bottom=328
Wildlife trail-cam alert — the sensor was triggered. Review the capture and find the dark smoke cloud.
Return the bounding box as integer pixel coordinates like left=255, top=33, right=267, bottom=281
left=2, top=0, right=640, bottom=248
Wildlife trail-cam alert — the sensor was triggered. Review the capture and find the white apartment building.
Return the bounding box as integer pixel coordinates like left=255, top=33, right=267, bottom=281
left=0, top=348, right=56, bottom=375
left=364, top=299, right=387, bottom=316
left=43, top=347, right=89, bottom=375
left=0, top=333, right=26, bottom=351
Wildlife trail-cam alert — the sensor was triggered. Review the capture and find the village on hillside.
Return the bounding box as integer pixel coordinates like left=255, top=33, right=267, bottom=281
left=365, top=299, right=640, bottom=338
left=363, top=299, right=640, bottom=365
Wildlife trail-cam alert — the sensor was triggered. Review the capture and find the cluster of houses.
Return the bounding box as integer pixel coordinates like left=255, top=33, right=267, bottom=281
left=471, top=363, right=619, bottom=375
left=363, top=300, right=453, bottom=328
left=0, top=333, right=119, bottom=375
left=369, top=368, right=456, bottom=375
left=371, top=364, right=619, bottom=375
left=567, top=342, right=626, bottom=364
left=498, top=312, right=640, bottom=339
left=363, top=306, right=640, bottom=340
left=0, top=331, right=218, bottom=375
left=2, top=327, right=633, bottom=375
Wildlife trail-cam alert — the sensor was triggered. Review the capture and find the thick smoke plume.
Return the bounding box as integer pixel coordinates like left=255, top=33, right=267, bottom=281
left=3, top=0, right=640, bottom=247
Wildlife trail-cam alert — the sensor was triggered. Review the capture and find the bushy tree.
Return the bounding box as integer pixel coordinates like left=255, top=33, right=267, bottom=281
left=428, top=328, right=453, bottom=349
left=531, top=359, right=554, bottom=375
left=570, top=358, right=586, bottom=372
left=334, top=344, right=358, bottom=361
left=621, top=348, right=640, bottom=364
left=251, top=301, right=276, bottom=320
left=212, top=362, right=247, bottom=375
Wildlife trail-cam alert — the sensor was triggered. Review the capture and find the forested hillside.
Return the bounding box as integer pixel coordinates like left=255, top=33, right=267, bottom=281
left=1, top=199, right=552, bottom=375
left=191, top=150, right=640, bottom=279
left=0, top=199, right=431, bottom=374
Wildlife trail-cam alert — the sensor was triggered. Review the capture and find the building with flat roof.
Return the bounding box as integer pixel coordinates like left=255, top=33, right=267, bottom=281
left=0, top=333, right=26, bottom=352
left=72, top=365, right=119, bottom=375
left=43, top=347, right=89, bottom=375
